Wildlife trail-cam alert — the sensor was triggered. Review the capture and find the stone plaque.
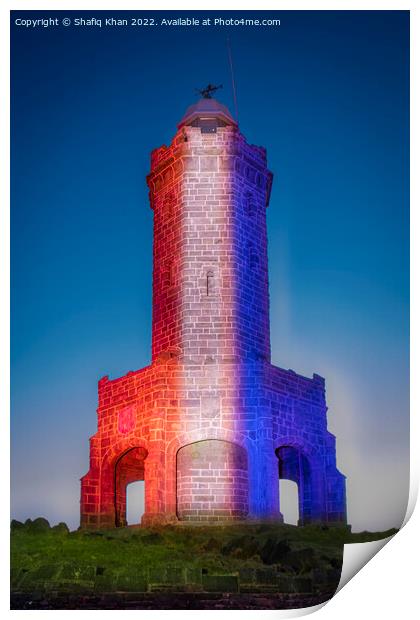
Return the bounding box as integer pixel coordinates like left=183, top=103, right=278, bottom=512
left=118, top=405, right=136, bottom=434
left=201, top=394, right=220, bottom=419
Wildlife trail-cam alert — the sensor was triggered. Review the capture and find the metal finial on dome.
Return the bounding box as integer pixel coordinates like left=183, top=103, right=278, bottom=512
left=195, top=83, right=223, bottom=99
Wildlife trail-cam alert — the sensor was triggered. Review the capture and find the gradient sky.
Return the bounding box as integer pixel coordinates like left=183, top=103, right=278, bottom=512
left=11, top=10, right=409, bottom=532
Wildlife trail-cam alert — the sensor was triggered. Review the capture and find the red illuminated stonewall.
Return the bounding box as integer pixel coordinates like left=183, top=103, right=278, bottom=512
left=80, top=97, right=347, bottom=528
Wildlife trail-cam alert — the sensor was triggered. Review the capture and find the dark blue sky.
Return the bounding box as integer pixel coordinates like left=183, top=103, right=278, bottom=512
left=11, top=10, right=409, bottom=531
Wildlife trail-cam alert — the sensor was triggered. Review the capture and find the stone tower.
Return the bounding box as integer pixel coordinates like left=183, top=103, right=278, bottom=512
left=80, top=97, right=347, bottom=528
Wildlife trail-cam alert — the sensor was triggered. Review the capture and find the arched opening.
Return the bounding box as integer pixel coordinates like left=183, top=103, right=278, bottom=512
left=176, top=439, right=249, bottom=522
left=114, top=447, right=148, bottom=527
left=276, top=446, right=312, bottom=526
left=126, top=481, right=145, bottom=525
left=279, top=479, right=299, bottom=525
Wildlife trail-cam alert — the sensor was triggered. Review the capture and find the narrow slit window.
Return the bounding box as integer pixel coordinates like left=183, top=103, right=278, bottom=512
left=206, top=270, right=215, bottom=296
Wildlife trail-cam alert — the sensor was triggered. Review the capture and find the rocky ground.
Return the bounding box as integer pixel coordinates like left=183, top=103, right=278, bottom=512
left=10, top=518, right=397, bottom=610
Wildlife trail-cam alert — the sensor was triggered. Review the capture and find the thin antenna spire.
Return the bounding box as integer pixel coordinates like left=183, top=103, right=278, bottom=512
left=226, top=37, right=239, bottom=123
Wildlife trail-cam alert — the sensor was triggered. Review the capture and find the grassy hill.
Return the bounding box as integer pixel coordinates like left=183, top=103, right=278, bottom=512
left=10, top=518, right=397, bottom=609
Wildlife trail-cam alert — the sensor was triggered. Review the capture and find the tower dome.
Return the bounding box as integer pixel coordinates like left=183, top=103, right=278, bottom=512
left=178, top=98, right=237, bottom=132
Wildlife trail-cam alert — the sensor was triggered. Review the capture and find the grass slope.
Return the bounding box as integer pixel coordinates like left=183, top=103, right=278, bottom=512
left=11, top=518, right=397, bottom=602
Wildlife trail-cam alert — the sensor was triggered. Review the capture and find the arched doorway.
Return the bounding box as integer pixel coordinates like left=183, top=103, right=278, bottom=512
left=114, top=447, right=148, bottom=527
left=176, top=439, right=249, bottom=522
left=276, top=446, right=312, bottom=525
left=126, top=481, right=146, bottom=525
left=279, top=479, right=299, bottom=525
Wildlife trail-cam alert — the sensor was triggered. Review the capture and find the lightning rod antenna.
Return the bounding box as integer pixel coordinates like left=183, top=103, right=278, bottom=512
left=227, top=37, right=239, bottom=123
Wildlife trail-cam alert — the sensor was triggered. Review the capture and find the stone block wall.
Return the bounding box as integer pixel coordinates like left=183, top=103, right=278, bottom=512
left=176, top=439, right=249, bottom=521
left=80, top=358, right=346, bottom=528
left=264, top=365, right=347, bottom=524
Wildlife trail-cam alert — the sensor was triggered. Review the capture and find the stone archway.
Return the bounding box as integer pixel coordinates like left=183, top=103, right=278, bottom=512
left=114, top=447, right=148, bottom=527
left=176, top=439, right=249, bottom=522
left=276, top=446, right=312, bottom=525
